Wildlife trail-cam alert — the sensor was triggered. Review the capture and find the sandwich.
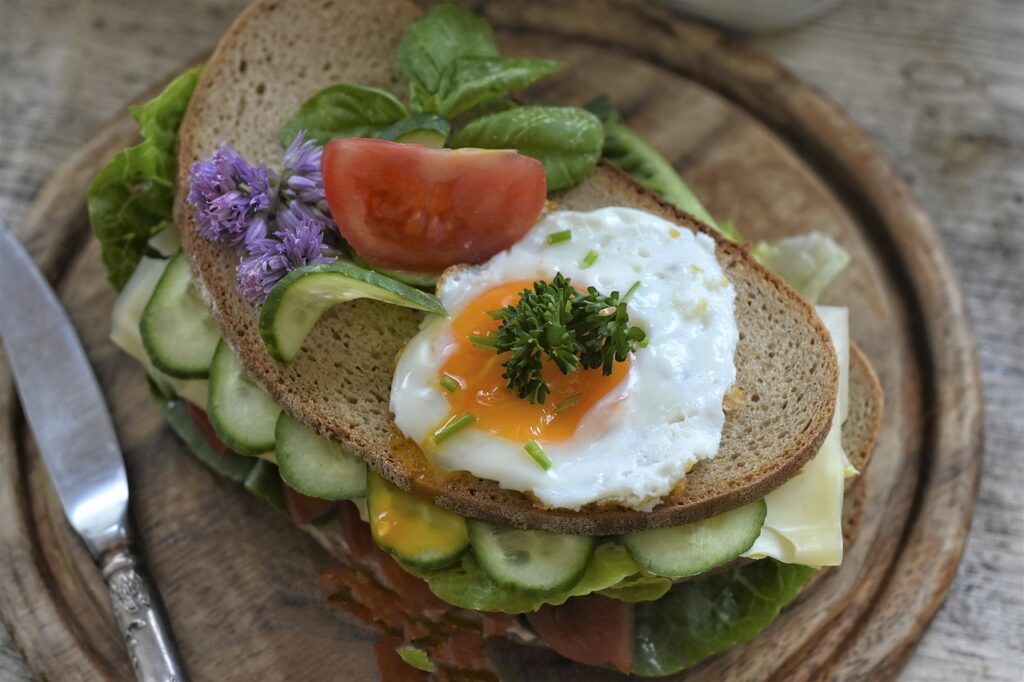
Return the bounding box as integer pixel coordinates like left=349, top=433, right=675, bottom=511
left=87, top=0, right=883, bottom=678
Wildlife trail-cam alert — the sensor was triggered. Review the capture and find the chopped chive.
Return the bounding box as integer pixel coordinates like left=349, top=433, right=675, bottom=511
left=581, top=249, right=599, bottom=268
left=555, top=394, right=581, bottom=412
left=433, top=414, right=477, bottom=443
left=524, top=440, right=552, bottom=470
left=622, top=280, right=642, bottom=303
left=439, top=373, right=459, bottom=392
left=485, top=308, right=505, bottom=320
left=469, top=333, right=498, bottom=349
left=546, top=229, right=573, bottom=245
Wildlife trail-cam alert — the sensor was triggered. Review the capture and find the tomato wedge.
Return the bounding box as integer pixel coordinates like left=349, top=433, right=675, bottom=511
left=322, top=139, right=546, bottom=272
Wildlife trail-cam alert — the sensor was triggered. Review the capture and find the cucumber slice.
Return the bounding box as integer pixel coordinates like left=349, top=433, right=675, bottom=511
left=274, top=412, right=367, bottom=500
left=366, top=472, right=468, bottom=569
left=352, top=256, right=439, bottom=289
left=140, top=251, right=221, bottom=378
left=468, top=520, right=595, bottom=595
left=380, top=113, right=450, bottom=148
left=207, top=340, right=280, bottom=455
left=259, top=262, right=446, bottom=363
left=621, top=499, right=767, bottom=578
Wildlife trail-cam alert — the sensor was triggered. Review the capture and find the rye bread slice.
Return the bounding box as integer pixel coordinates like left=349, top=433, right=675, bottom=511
left=175, top=0, right=840, bottom=534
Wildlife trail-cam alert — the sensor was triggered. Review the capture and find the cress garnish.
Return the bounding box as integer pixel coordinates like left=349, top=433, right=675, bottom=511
left=473, top=273, right=646, bottom=404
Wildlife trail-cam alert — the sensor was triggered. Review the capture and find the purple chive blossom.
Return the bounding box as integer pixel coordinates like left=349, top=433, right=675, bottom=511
left=192, top=133, right=341, bottom=304
left=236, top=216, right=336, bottom=303
left=280, top=132, right=325, bottom=206
left=187, top=144, right=275, bottom=244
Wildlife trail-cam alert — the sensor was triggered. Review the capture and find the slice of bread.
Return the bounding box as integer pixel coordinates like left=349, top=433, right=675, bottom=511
left=175, top=0, right=842, bottom=534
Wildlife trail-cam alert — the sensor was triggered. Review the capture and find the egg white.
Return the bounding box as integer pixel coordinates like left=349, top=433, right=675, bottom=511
left=390, top=207, right=738, bottom=511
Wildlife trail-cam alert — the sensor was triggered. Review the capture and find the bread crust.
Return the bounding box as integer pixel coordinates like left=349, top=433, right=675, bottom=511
left=175, top=0, right=843, bottom=534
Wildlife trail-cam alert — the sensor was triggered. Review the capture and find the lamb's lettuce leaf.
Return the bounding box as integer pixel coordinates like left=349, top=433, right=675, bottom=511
left=633, top=559, right=813, bottom=677
left=87, top=66, right=201, bottom=290
left=410, top=543, right=662, bottom=614
left=751, top=233, right=850, bottom=302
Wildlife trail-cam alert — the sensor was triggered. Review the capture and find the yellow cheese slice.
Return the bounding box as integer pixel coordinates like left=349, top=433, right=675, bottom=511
left=742, top=306, right=849, bottom=567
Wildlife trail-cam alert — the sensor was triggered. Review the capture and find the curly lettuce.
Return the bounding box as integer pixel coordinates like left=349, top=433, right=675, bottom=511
left=752, top=232, right=851, bottom=302
left=87, top=66, right=201, bottom=290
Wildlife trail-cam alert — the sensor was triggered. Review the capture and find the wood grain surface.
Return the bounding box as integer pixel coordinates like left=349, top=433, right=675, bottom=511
left=0, top=1, right=1017, bottom=681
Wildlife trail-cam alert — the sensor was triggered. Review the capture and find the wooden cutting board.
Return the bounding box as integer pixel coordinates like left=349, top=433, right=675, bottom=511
left=0, top=1, right=982, bottom=680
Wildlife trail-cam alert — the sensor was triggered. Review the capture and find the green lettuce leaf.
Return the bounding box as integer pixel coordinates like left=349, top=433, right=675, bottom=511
left=278, top=84, right=408, bottom=146
left=87, top=66, right=201, bottom=290
left=599, top=572, right=672, bottom=603
left=751, top=232, right=850, bottom=302
left=451, top=105, right=603, bottom=191
left=398, top=2, right=500, bottom=109
left=585, top=95, right=741, bottom=242
left=633, top=559, right=813, bottom=677
left=396, top=645, right=436, bottom=673
left=411, top=543, right=654, bottom=614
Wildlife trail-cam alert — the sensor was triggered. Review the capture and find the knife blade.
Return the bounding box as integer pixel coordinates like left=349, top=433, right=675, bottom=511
left=0, top=226, right=128, bottom=554
left=0, top=219, right=188, bottom=682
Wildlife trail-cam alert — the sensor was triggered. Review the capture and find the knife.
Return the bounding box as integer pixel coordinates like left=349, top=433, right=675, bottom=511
left=0, top=220, right=188, bottom=682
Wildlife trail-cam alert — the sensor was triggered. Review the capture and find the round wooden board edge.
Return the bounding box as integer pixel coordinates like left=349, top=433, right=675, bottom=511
left=475, top=0, right=983, bottom=677
left=0, top=2, right=983, bottom=679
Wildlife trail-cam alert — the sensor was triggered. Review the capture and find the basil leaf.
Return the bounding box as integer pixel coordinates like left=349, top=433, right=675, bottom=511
left=633, top=559, right=813, bottom=676
left=452, top=105, right=603, bottom=191
left=278, top=84, right=407, bottom=146
left=585, top=95, right=741, bottom=242
left=434, top=56, right=563, bottom=119
left=398, top=2, right=499, bottom=108
left=87, top=66, right=201, bottom=290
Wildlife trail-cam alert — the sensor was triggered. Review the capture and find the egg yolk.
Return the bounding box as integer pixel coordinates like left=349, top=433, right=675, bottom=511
left=437, top=280, right=630, bottom=444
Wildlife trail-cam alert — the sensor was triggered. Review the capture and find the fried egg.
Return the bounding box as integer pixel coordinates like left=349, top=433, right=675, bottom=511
left=390, top=207, right=738, bottom=511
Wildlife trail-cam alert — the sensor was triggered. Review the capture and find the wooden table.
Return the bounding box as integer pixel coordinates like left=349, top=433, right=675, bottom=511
left=0, top=0, right=1019, bottom=680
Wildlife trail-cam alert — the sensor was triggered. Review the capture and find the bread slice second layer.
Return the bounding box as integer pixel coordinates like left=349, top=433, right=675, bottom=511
left=174, top=0, right=838, bottom=534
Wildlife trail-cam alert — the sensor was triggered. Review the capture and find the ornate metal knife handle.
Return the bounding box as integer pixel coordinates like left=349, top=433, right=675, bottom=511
left=99, top=546, right=189, bottom=682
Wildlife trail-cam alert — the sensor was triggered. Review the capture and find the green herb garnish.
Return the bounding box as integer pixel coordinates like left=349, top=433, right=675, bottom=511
left=439, top=373, right=459, bottom=392
left=582, top=249, right=599, bottom=268
left=546, top=229, right=573, bottom=245
left=433, top=413, right=477, bottom=443
left=481, top=273, right=646, bottom=404
left=555, top=394, right=581, bottom=412
left=524, top=440, right=552, bottom=470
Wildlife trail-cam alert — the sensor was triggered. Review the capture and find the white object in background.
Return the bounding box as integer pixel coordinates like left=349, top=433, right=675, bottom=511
left=655, top=0, right=850, bottom=33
